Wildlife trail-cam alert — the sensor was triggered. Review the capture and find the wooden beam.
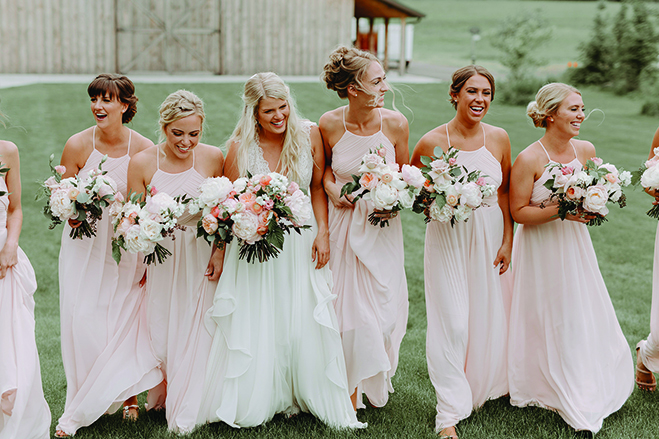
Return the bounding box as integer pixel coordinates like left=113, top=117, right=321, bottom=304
left=384, top=17, right=389, bottom=71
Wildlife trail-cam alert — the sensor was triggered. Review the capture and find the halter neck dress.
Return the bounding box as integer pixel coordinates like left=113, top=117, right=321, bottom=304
left=57, top=127, right=163, bottom=435
left=327, top=108, right=409, bottom=409
left=424, top=125, right=509, bottom=432
left=508, top=141, right=633, bottom=432
left=0, top=175, right=51, bottom=439
left=198, top=121, right=364, bottom=429
left=142, top=148, right=217, bottom=434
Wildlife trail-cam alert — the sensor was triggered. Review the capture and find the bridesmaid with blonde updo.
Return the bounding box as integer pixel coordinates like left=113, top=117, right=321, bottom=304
left=320, top=46, right=410, bottom=411
left=508, top=83, right=632, bottom=433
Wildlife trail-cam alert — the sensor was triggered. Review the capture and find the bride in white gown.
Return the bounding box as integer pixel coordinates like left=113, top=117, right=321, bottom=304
left=197, top=72, right=365, bottom=429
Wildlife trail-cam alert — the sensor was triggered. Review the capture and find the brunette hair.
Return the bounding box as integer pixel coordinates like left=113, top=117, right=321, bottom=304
left=449, top=65, right=496, bottom=109
left=87, top=74, right=138, bottom=124
left=322, top=46, right=381, bottom=99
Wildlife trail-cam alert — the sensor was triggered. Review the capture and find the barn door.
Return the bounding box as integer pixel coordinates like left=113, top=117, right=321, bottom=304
left=115, top=0, right=221, bottom=74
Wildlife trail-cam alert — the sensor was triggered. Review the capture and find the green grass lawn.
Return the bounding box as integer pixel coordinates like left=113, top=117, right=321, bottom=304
left=402, top=0, right=629, bottom=75
left=2, top=79, right=659, bottom=438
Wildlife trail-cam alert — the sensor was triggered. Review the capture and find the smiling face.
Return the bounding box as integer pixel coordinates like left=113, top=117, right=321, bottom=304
left=257, top=97, right=290, bottom=136
left=90, top=93, right=128, bottom=127
left=452, top=74, right=492, bottom=122
left=550, top=92, right=584, bottom=136
left=163, top=114, right=202, bottom=159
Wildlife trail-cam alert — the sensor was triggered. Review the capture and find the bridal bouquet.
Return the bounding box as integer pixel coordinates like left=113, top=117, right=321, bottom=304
left=110, top=186, right=186, bottom=265
left=542, top=157, right=631, bottom=226
left=632, top=147, right=659, bottom=219
left=340, top=145, right=424, bottom=227
left=412, top=147, right=496, bottom=226
left=37, top=154, right=118, bottom=239
left=187, top=176, right=237, bottom=249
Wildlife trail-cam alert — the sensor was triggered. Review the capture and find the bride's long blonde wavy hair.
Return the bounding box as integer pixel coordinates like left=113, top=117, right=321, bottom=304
left=228, top=72, right=308, bottom=183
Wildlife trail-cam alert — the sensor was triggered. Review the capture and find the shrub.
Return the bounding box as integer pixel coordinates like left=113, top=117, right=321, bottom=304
left=497, top=76, right=548, bottom=106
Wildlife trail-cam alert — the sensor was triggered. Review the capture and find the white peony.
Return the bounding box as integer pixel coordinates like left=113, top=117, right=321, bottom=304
left=232, top=212, right=260, bottom=244
left=124, top=225, right=152, bottom=254
left=454, top=204, right=473, bottom=222
left=401, top=164, right=426, bottom=189
left=146, top=192, right=178, bottom=215
left=429, top=200, right=453, bottom=223
left=233, top=177, right=249, bottom=193
left=138, top=218, right=164, bottom=242
left=460, top=182, right=483, bottom=209
left=583, top=184, right=609, bottom=216
left=50, top=189, right=77, bottom=220
left=370, top=182, right=399, bottom=210
left=641, top=165, right=659, bottom=190
left=198, top=177, right=234, bottom=207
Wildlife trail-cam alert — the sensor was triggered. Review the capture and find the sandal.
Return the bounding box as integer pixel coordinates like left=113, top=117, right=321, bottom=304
left=54, top=430, right=71, bottom=438
left=438, top=426, right=458, bottom=439
left=123, top=404, right=139, bottom=421
left=636, top=343, right=657, bottom=392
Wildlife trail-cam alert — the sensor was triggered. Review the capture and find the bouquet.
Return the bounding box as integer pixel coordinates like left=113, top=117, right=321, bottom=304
left=340, top=145, right=423, bottom=227
left=110, top=186, right=186, bottom=265
left=412, top=147, right=497, bottom=226
left=189, top=172, right=313, bottom=263
left=36, top=154, right=118, bottom=239
left=0, top=161, right=9, bottom=197
left=187, top=176, right=237, bottom=249
left=542, top=157, right=631, bottom=226
left=632, top=147, right=659, bottom=219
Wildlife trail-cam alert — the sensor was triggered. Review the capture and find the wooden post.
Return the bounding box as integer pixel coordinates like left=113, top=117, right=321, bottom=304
left=368, top=17, right=375, bottom=53
left=383, top=17, right=389, bottom=71
left=355, top=16, right=360, bottom=46
left=398, top=17, right=406, bottom=76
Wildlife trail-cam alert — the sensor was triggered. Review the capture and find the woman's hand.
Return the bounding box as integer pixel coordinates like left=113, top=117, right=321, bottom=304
left=493, top=240, right=512, bottom=275
left=205, top=245, right=225, bottom=281
left=311, top=230, right=330, bottom=269
left=565, top=209, right=596, bottom=224
left=0, top=243, right=18, bottom=279
left=326, top=181, right=355, bottom=209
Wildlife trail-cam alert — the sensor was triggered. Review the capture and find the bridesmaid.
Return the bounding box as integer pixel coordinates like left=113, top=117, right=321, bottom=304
left=56, top=74, right=162, bottom=437
left=198, top=72, right=363, bottom=429
left=635, top=126, right=659, bottom=392
left=410, top=65, right=512, bottom=439
left=0, top=138, right=50, bottom=439
left=127, top=90, right=223, bottom=433
left=508, top=83, right=633, bottom=433
left=320, top=46, right=409, bottom=410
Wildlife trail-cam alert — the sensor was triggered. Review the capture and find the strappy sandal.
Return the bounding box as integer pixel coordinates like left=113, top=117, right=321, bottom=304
left=123, top=404, right=139, bottom=421
left=636, top=344, right=657, bottom=392
left=438, top=426, right=458, bottom=439
left=54, top=430, right=71, bottom=438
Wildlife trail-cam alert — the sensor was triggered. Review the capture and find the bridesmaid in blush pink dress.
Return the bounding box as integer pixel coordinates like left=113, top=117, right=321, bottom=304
left=0, top=139, right=50, bottom=439
left=320, top=46, right=409, bottom=411
left=127, top=90, right=224, bottom=434
left=56, top=75, right=162, bottom=438
left=508, top=83, right=633, bottom=433
left=634, top=126, right=659, bottom=392
left=410, top=66, right=513, bottom=439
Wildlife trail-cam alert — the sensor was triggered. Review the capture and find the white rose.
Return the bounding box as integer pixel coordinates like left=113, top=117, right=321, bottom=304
left=460, top=182, right=483, bottom=209
left=44, top=176, right=60, bottom=190
left=454, top=204, right=473, bottom=222
left=429, top=200, right=453, bottom=223
left=619, top=170, right=632, bottom=187
left=233, top=177, right=249, bottom=193
left=124, top=225, right=152, bottom=254
left=198, top=176, right=234, bottom=207
left=138, top=218, right=164, bottom=242
left=284, top=190, right=312, bottom=225
left=583, top=184, right=609, bottom=216
left=50, top=189, right=77, bottom=220
left=401, top=164, right=426, bottom=189
left=398, top=189, right=414, bottom=209
left=146, top=192, right=179, bottom=215
left=232, top=212, right=260, bottom=244
left=370, top=182, right=399, bottom=210
left=609, top=184, right=622, bottom=202
left=553, top=173, right=569, bottom=189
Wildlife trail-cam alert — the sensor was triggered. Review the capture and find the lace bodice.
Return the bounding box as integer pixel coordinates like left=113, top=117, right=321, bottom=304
left=247, top=120, right=315, bottom=190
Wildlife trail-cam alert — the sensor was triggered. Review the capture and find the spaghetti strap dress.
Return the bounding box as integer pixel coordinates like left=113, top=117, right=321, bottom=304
left=328, top=108, right=409, bottom=408
left=198, top=121, right=364, bottom=429
left=424, top=126, right=509, bottom=432
left=638, top=222, right=659, bottom=371
left=142, top=149, right=216, bottom=434
left=56, top=128, right=163, bottom=435
left=508, top=141, right=633, bottom=433
left=0, top=177, right=50, bottom=439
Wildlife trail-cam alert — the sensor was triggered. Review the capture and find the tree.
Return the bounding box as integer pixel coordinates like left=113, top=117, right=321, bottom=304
left=570, top=1, right=614, bottom=85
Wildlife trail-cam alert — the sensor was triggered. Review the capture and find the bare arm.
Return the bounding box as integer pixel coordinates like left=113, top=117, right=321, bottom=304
left=309, top=126, right=330, bottom=269
left=493, top=131, right=513, bottom=274
left=646, top=127, right=659, bottom=200
left=319, top=113, right=353, bottom=208
left=0, top=142, right=21, bottom=279
left=391, top=112, right=410, bottom=167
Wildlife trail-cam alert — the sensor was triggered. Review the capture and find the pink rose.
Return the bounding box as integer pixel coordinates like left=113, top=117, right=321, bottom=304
left=359, top=172, right=378, bottom=190
left=476, top=177, right=486, bottom=186
left=149, top=186, right=158, bottom=196
left=591, top=157, right=603, bottom=166
left=376, top=146, right=387, bottom=157
left=605, top=173, right=618, bottom=184
left=561, top=166, right=574, bottom=176
left=448, top=158, right=457, bottom=166
left=288, top=181, right=300, bottom=194
left=54, top=165, right=66, bottom=175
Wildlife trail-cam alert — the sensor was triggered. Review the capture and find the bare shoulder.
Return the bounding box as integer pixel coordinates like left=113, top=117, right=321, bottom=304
left=483, top=123, right=510, bottom=143
left=572, top=138, right=596, bottom=159
left=318, top=107, right=343, bottom=130
left=513, top=142, right=545, bottom=170
left=64, top=127, right=94, bottom=153
left=0, top=140, right=18, bottom=156
left=382, top=108, right=408, bottom=130
left=129, top=129, right=155, bottom=154
left=417, top=125, right=447, bottom=152
left=197, top=142, right=224, bottom=161
left=130, top=144, right=158, bottom=167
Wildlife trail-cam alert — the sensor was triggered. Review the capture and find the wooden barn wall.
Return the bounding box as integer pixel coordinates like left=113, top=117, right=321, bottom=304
left=0, top=0, right=115, bottom=74
left=221, top=0, right=353, bottom=76
left=0, top=0, right=353, bottom=75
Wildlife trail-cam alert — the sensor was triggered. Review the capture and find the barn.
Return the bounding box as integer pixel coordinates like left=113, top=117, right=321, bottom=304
left=0, top=0, right=422, bottom=76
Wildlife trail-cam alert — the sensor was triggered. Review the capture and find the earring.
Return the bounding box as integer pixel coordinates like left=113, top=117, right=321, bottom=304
left=548, top=116, right=553, bottom=122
